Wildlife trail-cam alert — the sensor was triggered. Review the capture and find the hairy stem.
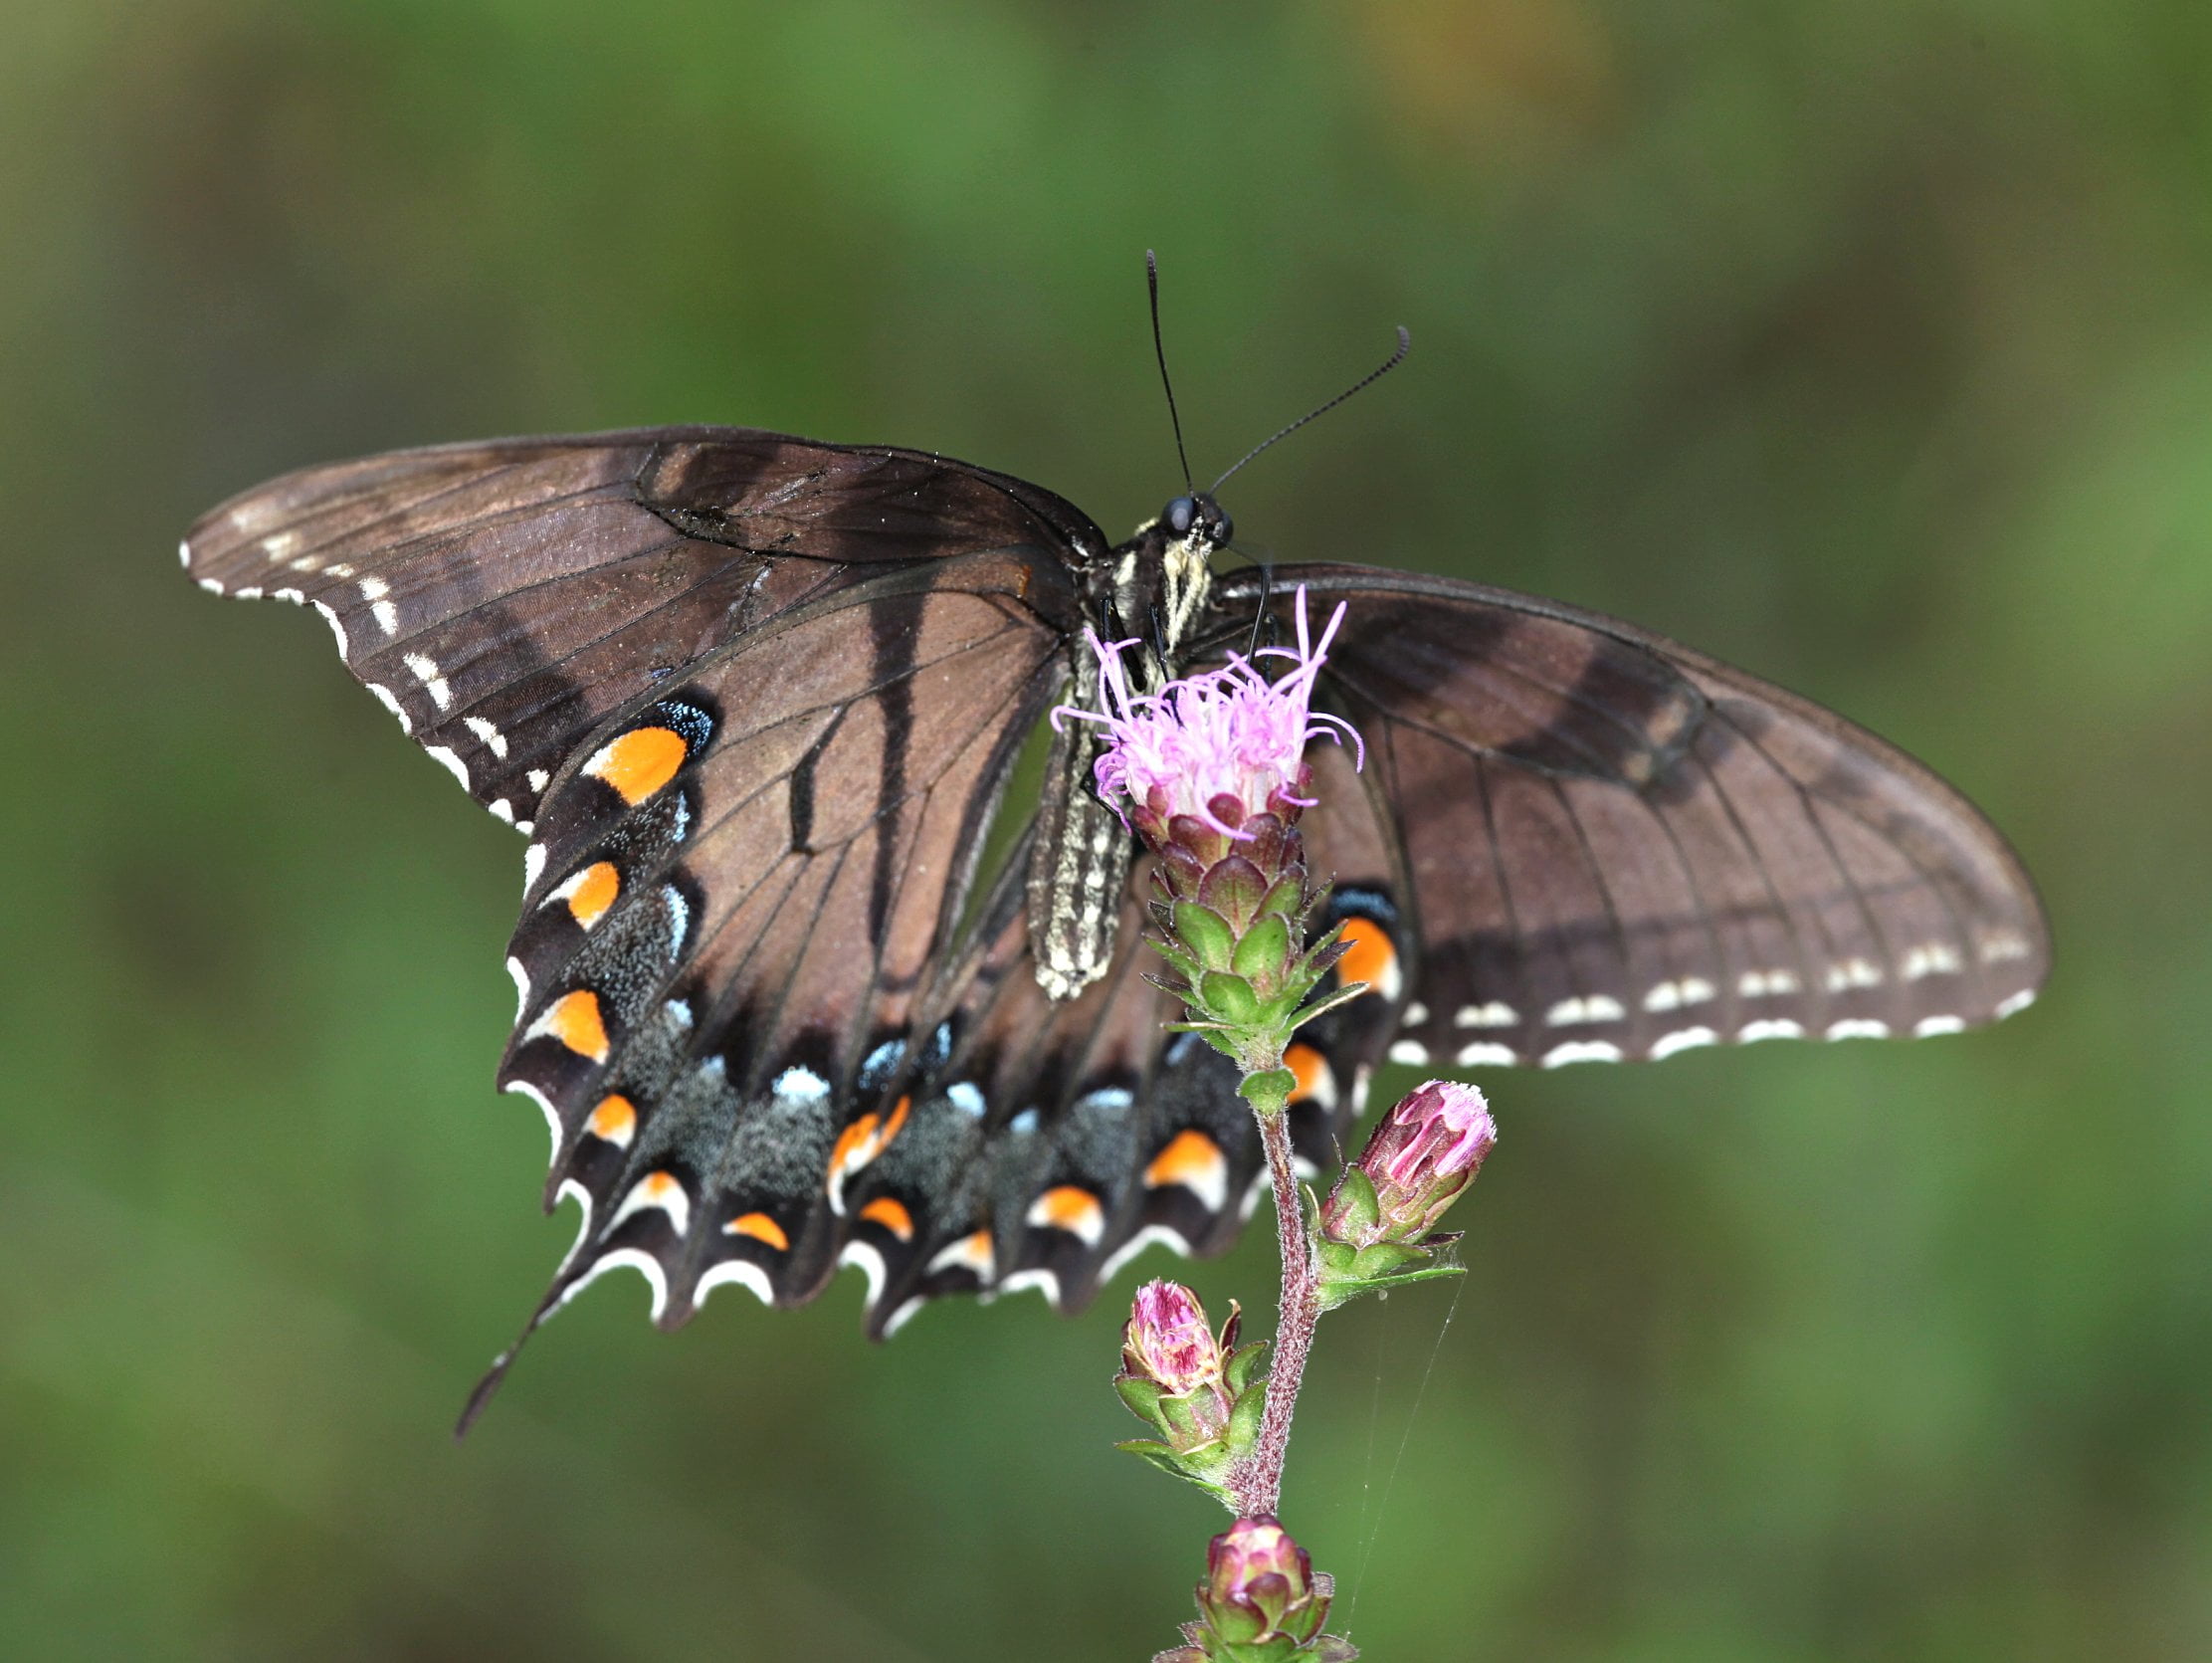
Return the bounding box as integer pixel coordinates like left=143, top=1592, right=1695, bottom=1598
left=1229, top=1078, right=1322, bottom=1518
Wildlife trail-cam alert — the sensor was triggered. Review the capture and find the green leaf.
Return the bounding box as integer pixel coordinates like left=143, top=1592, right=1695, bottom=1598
left=1328, top=1167, right=1379, bottom=1237
left=1231, top=912, right=1292, bottom=979
left=1229, top=1380, right=1268, bottom=1450
left=1200, top=970, right=1261, bottom=1024
left=1223, top=1340, right=1268, bottom=1396
left=1172, top=901, right=1238, bottom=968
left=1114, top=1375, right=1165, bottom=1424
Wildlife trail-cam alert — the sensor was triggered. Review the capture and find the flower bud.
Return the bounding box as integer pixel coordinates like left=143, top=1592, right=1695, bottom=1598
left=1113, top=1281, right=1268, bottom=1499
left=1178, top=1515, right=1353, bottom=1659
left=1321, top=1079, right=1496, bottom=1250
left=1124, top=1280, right=1226, bottom=1396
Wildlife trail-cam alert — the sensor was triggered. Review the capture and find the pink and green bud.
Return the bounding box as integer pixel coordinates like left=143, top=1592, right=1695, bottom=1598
left=1114, top=1281, right=1268, bottom=1501
left=1124, top=1279, right=1227, bottom=1394
left=1157, top=1515, right=1355, bottom=1661
left=1314, top=1080, right=1498, bottom=1309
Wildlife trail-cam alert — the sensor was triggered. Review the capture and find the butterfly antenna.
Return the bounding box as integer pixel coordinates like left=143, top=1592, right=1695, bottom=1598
left=1210, top=325, right=1411, bottom=495
left=1147, top=251, right=1195, bottom=496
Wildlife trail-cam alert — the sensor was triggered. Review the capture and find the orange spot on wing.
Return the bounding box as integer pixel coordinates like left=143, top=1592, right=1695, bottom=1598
left=1336, top=918, right=1399, bottom=997
left=585, top=726, right=688, bottom=805
left=565, top=861, right=620, bottom=929
left=726, top=1212, right=789, bottom=1251
left=1284, top=1042, right=1329, bottom=1104
left=541, top=990, right=609, bottom=1062
left=827, top=1096, right=914, bottom=1186
left=1144, top=1129, right=1224, bottom=1190
left=1030, top=1185, right=1105, bottom=1243
left=586, top=1093, right=636, bottom=1143
left=828, top=1113, right=882, bottom=1180
left=859, top=1196, right=915, bottom=1242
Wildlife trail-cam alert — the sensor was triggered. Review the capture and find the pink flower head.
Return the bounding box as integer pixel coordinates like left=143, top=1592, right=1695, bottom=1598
left=1322, top=1079, right=1498, bottom=1248
left=1122, top=1279, right=1224, bottom=1395
left=1054, top=586, right=1361, bottom=840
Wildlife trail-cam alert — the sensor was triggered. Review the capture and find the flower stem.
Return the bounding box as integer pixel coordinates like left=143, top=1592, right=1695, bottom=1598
left=1229, top=1079, right=1323, bottom=1518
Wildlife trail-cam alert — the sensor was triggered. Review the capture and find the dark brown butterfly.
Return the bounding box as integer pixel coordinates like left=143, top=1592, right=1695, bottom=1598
left=182, top=422, right=2048, bottom=1414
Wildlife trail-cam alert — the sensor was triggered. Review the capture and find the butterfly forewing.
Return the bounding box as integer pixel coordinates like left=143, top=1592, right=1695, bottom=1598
left=1216, top=566, right=2050, bottom=1071
left=180, top=427, right=1109, bottom=833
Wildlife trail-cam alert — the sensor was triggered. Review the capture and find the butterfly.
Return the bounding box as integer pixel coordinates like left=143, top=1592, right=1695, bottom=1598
left=182, top=419, right=2049, bottom=1414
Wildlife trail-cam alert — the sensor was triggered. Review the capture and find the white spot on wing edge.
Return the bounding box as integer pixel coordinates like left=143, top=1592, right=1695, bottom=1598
left=881, top=1296, right=928, bottom=1338
left=1825, top=1018, right=1892, bottom=1041
left=197, top=576, right=225, bottom=595
left=996, top=1267, right=1062, bottom=1307
left=1651, top=1026, right=1720, bottom=1060
left=926, top=1232, right=996, bottom=1281
left=366, top=684, right=411, bottom=732
left=1387, top=1039, right=1429, bottom=1065
left=177, top=538, right=192, bottom=568
left=504, top=1078, right=561, bottom=1167
left=424, top=744, right=470, bottom=789
left=838, top=1240, right=888, bottom=1313
left=1542, top=1040, right=1624, bottom=1068
left=551, top=1247, right=670, bottom=1325
left=695, top=1259, right=775, bottom=1309
left=523, top=843, right=546, bottom=892
left=1994, top=988, right=2037, bottom=1019
left=609, top=1173, right=692, bottom=1237
left=1455, top=1041, right=1517, bottom=1068
left=505, top=955, right=529, bottom=1019
left=1737, top=1019, right=1805, bottom=1044
left=311, top=601, right=348, bottom=658
left=1913, top=1014, right=1966, bottom=1037
left=1101, top=1224, right=1194, bottom=1286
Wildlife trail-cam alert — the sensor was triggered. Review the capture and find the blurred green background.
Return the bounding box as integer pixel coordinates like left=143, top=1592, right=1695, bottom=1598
left=3, top=2, right=2207, bottom=1658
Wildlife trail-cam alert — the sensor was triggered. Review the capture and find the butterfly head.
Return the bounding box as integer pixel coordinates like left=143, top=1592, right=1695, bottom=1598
left=1161, top=492, right=1234, bottom=548
left=1110, top=493, right=1231, bottom=685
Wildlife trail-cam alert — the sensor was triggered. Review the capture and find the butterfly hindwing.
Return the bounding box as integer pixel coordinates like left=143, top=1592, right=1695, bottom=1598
left=1215, top=565, right=2050, bottom=1071
left=498, top=553, right=1082, bottom=1328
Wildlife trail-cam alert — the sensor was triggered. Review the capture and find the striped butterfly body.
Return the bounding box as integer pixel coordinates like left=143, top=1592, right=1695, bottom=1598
left=184, top=426, right=2048, bottom=1407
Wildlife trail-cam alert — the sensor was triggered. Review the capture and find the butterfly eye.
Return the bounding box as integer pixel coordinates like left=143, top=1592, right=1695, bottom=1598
left=1212, top=508, right=1233, bottom=543
left=1165, top=496, right=1197, bottom=535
